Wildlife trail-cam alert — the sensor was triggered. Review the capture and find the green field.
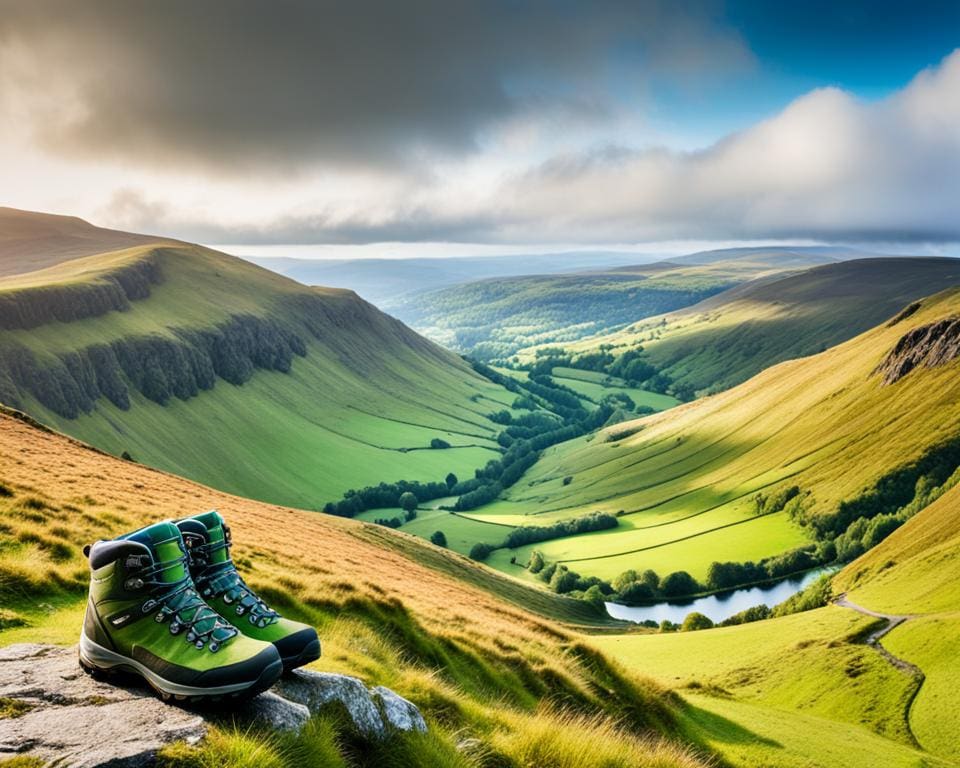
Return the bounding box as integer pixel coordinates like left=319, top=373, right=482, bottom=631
left=0, top=239, right=516, bottom=508
left=549, top=367, right=680, bottom=411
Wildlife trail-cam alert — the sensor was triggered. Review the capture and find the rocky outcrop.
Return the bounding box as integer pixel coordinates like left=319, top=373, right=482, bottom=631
left=0, top=644, right=427, bottom=768
left=876, top=316, right=960, bottom=384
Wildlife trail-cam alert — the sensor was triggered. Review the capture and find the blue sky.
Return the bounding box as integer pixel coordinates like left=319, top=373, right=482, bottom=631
left=1, top=1, right=958, bottom=251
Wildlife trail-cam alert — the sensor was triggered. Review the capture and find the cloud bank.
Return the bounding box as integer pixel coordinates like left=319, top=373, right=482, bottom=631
left=1, top=2, right=958, bottom=246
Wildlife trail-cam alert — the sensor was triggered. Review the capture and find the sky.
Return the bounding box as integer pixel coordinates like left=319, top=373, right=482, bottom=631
left=1, top=0, right=959, bottom=258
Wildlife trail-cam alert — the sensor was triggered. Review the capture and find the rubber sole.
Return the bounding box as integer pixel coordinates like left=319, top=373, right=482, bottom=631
left=79, top=633, right=282, bottom=702
left=280, top=637, right=321, bottom=672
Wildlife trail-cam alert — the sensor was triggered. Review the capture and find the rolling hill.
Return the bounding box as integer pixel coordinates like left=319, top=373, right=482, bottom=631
left=552, top=256, right=960, bottom=396
left=0, top=211, right=520, bottom=509
left=247, top=251, right=658, bottom=307
left=454, top=282, right=960, bottom=598
left=0, top=206, right=171, bottom=277
left=0, top=406, right=709, bottom=767
left=389, top=250, right=828, bottom=362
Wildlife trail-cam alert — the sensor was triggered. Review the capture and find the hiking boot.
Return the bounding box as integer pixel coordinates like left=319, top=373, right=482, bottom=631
left=176, top=510, right=321, bottom=672
left=79, top=520, right=283, bottom=701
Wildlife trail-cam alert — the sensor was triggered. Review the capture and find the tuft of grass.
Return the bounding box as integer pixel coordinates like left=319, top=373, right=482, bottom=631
left=0, top=697, right=33, bottom=719
left=490, top=709, right=707, bottom=768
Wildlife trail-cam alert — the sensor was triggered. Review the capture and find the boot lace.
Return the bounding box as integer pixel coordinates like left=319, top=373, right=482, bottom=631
left=185, top=526, right=280, bottom=629
left=126, top=550, right=238, bottom=653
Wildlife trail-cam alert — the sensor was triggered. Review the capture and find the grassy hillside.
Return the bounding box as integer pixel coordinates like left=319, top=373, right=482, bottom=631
left=0, top=206, right=169, bottom=277
left=458, top=284, right=960, bottom=597
left=0, top=218, right=518, bottom=509
left=389, top=253, right=820, bottom=362
left=552, top=257, right=960, bottom=397
left=592, top=481, right=960, bottom=767
left=0, top=407, right=708, bottom=768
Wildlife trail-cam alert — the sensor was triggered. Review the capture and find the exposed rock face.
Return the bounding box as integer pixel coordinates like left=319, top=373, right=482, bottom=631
left=876, top=316, right=960, bottom=384
left=0, top=644, right=427, bottom=767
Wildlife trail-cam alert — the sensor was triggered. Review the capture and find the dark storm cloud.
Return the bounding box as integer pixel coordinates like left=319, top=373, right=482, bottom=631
left=0, top=0, right=748, bottom=173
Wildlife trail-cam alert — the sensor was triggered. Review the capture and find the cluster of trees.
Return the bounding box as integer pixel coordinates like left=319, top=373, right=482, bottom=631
left=323, top=475, right=458, bottom=518
left=705, top=544, right=825, bottom=592
left=502, top=512, right=617, bottom=549
left=467, top=512, right=619, bottom=562
left=0, top=253, right=162, bottom=331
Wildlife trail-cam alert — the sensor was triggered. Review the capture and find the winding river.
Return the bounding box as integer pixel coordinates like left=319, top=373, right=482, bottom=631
left=604, top=567, right=835, bottom=625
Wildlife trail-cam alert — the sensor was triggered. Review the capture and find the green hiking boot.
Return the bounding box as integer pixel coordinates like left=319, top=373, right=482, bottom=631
left=176, top=511, right=321, bottom=672
left=79, top=520, right=283, bottom=701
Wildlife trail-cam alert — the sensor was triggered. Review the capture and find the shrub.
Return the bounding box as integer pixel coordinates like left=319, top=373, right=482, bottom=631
left=681, top=612, right=714, bottom=631
left=562, top=475, right=573, bottom=486
left=445, top=472, right=458, bottom=489
left=398, top=491, right=418, bottom=513
left=772, top=574, right=834, bottom=617
left=617, top=581, right=654, bottom=604
left=719, top=604, right=772, bottom=627
left=469, top=542, right=495, bottom=561
left=430, top=531, right=447, bottom=548
left=430, top=438, right=451, bottom=449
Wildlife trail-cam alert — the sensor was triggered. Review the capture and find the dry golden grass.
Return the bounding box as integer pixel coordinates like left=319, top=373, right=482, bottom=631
left=0, top=408, right=707, bottom=767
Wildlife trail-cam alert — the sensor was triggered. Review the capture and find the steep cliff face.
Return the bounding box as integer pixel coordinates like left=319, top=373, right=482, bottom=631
left=877, top=315, right=960, bottom=384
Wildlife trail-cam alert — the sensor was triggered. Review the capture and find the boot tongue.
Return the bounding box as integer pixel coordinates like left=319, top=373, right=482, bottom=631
left=191, top=510, right=229, bottom=565
left=124, top=521, right=186, bottom=584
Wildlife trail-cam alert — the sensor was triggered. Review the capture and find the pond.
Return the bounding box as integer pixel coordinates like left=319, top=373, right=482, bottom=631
left=604, top=566, right=836, bottom=625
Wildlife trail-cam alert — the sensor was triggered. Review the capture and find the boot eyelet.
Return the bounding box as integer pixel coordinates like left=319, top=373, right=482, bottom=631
left=169, top=621, right=182, bottom=634
left=186, top=630, right=197, bottom=643
left=209, top=641, right=220, bottom=653
left=124, top=578, right=144, bottom=591
left=194, top=639, right=205, bottom=649
left=236, top=605, right=245, bottom=616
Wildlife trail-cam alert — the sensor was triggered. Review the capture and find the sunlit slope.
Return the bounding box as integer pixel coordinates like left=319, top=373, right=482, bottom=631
left=0, top=206, right=169, bottom=277
left=0, top=408, right=713, bottom=767
left=391, top=253, right=819, bottom=360
left=835, top=484, right=960, bottom=761
left=594, top=486, right=960, bottom=766
left=562, top=257, right=960, bottom=395
left=0, top=236, right=512, bottom=508
left=472, top=286, right=960, bottom=581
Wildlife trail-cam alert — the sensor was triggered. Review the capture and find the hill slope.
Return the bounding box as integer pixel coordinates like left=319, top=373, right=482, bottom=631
left=459, top=283, right=960, bottom=594
left=555, top=257, right=960, bottom=396
left=390, top=252, right=825, bottom=361
left=0, top=206, right=171, bottom=277
left=0, top=407, right=711, bottom=767
left=0, top=213, right=517, bottom=508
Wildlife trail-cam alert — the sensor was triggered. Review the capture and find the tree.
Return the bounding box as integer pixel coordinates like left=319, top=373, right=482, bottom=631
left=528, top=550, right=545, bottom=573
left=660, top=571, right=699, bottom=598
left=430, top=531, right=447, bottom=547
left=399, top=491, right=418, bottom=514
left=430, top=438, right=451, bottom=449
left=682, top=612, right=714, bottom=631
left=445, top=472, right=458, bottom=489
left=618, top=581, right=654, bottom=603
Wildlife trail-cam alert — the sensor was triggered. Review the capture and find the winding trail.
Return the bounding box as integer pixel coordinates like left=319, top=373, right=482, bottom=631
left=834, top=594, right=925, bottom=748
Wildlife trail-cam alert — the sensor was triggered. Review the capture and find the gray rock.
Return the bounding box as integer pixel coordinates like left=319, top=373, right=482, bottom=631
left=275, top=669, right=386, bottom=737
left=0, top=644, right=206, bottom=768
left=274, top=670, right=428, bottom=738
left=1, top=643, right=429, bottom=766
left=233, top=691, right=310, bottom=732
left=371, top=685, right=427, bottom=733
